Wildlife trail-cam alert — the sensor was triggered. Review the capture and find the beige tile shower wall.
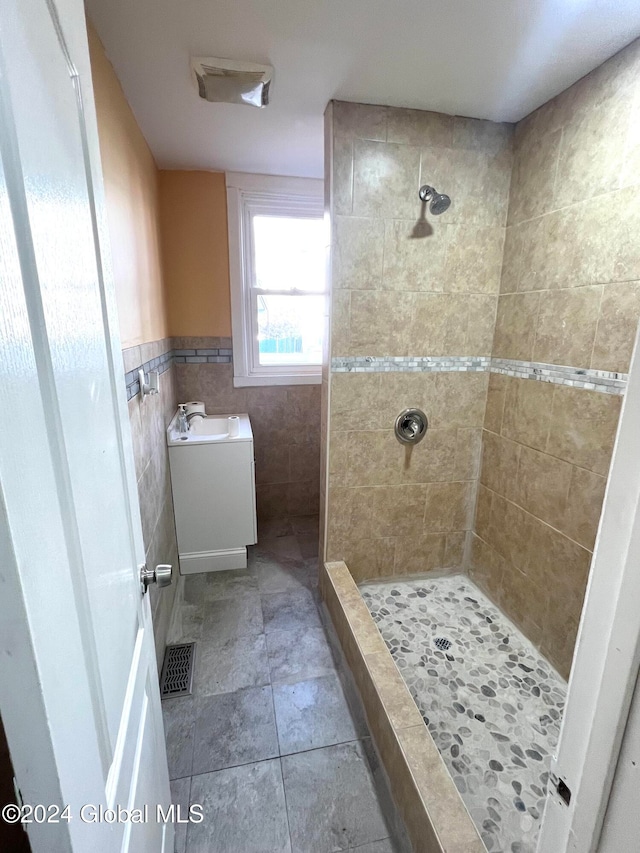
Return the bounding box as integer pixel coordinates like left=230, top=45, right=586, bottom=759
left=471, top=38, right=640, bottom=679
left=173, top=338, right=321, bottom=523
left=324, top=101, right=513, bottom=582
left=123, top=338, right=179, bottom=672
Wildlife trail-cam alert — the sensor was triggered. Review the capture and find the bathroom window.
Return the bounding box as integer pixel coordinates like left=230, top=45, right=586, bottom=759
left=226, top=172, right=326, bottom=386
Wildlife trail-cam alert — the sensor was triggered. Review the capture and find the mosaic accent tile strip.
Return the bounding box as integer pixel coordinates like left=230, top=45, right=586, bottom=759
left=490, top=358, right=627, bottom=395
left=331, top=356, right=490, bottom=373
left=124, top=348, right=233, bottom=400
left=360, top=574, right=567, bottom=853
left=331, top=355, right=628, bottom=394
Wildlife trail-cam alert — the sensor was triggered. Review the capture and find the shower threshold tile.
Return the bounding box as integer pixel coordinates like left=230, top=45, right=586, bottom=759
left=360, top=574, right=567, bottom=853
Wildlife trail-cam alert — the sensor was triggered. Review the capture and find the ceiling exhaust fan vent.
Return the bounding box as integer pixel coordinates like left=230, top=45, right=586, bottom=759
left=191, top=57, right=273, bottom=108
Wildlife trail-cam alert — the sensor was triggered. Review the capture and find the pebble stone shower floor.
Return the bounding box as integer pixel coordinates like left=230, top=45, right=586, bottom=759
left=360, top=574, right=567, bottom=853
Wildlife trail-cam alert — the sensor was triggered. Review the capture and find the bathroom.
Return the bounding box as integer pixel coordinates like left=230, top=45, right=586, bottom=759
left=1, top=1, right=640, bottom=852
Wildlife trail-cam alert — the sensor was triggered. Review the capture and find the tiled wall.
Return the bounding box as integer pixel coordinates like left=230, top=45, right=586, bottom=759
left=469, top=39, right=640, bottom=678
left=173, top=337, right=321, bottom=523
left=323, top=38, right=640, bottom=680
left=123, top=338, right=179, bottom=671
left=323, top=101, right=513, bottom=582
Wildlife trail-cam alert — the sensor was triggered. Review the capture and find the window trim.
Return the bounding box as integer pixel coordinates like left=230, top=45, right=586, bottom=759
left=226, top=172, right=325, bottom=387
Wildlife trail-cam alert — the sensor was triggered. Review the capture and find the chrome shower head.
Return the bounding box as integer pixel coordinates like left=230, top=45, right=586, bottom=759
left=418, top=184, right=451, bottom=215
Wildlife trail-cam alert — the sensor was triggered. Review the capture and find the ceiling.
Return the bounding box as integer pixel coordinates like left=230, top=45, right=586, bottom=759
left=86, top=0, right=640, bottom=179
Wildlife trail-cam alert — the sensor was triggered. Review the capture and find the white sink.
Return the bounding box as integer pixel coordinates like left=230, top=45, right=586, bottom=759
left=190, top=417, right=229, bottom=438
left=167, top=413, right=252, bottom=446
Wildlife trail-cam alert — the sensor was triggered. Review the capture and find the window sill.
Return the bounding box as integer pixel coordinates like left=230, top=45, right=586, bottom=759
left=233, top=373, right=322, bottom=387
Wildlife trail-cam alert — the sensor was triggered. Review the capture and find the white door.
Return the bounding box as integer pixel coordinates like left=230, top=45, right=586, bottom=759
left=537, top=325, right=640, bottom=851
left=0, top=1, right=173, bottom=851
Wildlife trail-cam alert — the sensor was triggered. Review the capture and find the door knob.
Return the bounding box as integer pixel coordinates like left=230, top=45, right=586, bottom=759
left=140, top=563, right=173, bottom=594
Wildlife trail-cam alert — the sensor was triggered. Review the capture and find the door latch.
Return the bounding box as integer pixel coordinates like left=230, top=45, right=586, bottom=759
left=140, top=563, right=173, bottom=594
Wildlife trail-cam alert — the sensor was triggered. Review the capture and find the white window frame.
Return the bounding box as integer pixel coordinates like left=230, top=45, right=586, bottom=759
left=226, top=171, right=325, bottom=387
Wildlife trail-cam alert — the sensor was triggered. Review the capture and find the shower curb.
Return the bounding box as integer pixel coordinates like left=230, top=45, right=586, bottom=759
left=320, top=561, right=485, bottom=853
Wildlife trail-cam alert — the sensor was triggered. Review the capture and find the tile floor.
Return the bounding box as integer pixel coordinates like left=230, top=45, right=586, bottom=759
left=361, top=574, right=567, bottom=853
left=163, top=516, right=410, bottom=853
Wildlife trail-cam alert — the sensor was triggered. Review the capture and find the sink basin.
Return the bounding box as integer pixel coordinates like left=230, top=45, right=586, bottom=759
left=167, top=412, right=252, bottom=446
left=190, top=417, right=229, bottom=438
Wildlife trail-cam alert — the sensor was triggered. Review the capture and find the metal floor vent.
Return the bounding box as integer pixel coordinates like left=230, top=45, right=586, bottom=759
left=160, top=643, right=195, bottom=699
left=434, top=637, right=452, bottom=651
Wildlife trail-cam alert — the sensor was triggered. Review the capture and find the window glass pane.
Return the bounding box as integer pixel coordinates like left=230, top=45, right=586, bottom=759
left=253, top=215, right=325, bottom=292
left=257, top=294, right=324, bottom=365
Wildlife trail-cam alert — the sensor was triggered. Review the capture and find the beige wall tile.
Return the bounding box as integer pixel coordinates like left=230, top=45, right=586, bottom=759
left=331, top=484, right=428, bottom=541
left=382, top=219, right=447, bottom=292
left=533, top=286, right=602, bottom=366
left=554, top=93, right=633, bottom=209
left=330, top=289, right=351, bottom=356
left=453, top=428, right=483, bottom=480
left=333, top=136, right=354, bottom=215
left=464, top=294, right=498, bottom=355
left=468, top=534, right=505, bottom=611
left=542, top=600, right=580, bottom=680
left=434, top=372, right=489, bottom=429
left=499, top=224, right=523, bottom=294
left=499, top=562, right=545, bottom=647
left=484, top=373, right=508, bottom=433
left=452, top=117, right=513, bottom=154
left=474, top=484, right=493, bottom=543
left=330, top=373, right=383, bottom=431
left=421, top=146, right=511, bottom=227
left=509, top=128, right=562, bottom=224
left=255, top=442, right=290, bottom=485
left=444, top=531, right=467, bottom=568
left=444, top=225, right=505, bottom=293
left=480, top=431, right=520, bottom=501
left=424, top=481, right=474, bottom=532
left=396, top=726, right=486, bottom=853
left=376, top=372, right=440, bottom=429
left=333, top=216, right=384, bottom=289
left=349, top=290, right=414, bottom=355
left=547, top=385, right=621, bottom=475
left=345, top=428, right=457, bottom=486
left=501, top=378, right=554, bottom=451
left=326, top=535, right=397, bottom=582
left=394, top=533, right=447, bottom=574
left=353, top=140, right=420, bottom=219
left=328, top=431, right=349, bottom=487
left=333, top=100, right=387, bottom=141
left=492, top=292, right=540, bottom=360
left=409, top=293, right=462, bottom=354
left=592, top=281, right=640, bottom=373
left=561, top=466, right=607, bottom=550
left=487, top=493, right=534, bottom=572
left=527, top=517, right=592, bottom=594
left=515, top=446, right=572, bottom=527
left=387, top=106, right=453, bottom=147
left=612, top=186, right=640, bottom=282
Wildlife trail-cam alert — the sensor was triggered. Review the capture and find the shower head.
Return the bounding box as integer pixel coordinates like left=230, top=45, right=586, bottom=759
left=418, top=185, right=451, bottom=215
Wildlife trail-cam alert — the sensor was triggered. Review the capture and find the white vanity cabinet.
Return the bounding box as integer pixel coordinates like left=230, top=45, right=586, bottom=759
left=167, top=412, right=257, bottom=573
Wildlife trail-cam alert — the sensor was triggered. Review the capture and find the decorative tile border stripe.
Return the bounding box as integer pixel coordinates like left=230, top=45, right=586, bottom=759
left=490, top=358, right=627, bottom=395
left=331, top=355, right=628, bottom=395
left=331, top=356, right=490, bottom=373
left=124, top=347, right=233, bottom=400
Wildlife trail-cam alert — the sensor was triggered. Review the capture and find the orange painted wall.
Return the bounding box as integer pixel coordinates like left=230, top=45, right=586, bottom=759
left=87, top=23, right=168, bottom=348
left=158, top=171, right=232, bottom=337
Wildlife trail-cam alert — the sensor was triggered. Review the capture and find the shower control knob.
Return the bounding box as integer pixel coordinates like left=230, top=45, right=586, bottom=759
left=140, top=563, right=173, bottom=594
left=395, top=408, right=428, bottom=445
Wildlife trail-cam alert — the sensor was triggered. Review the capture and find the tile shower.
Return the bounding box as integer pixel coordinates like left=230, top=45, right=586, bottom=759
left=321, top=37, right=640, bottom=853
